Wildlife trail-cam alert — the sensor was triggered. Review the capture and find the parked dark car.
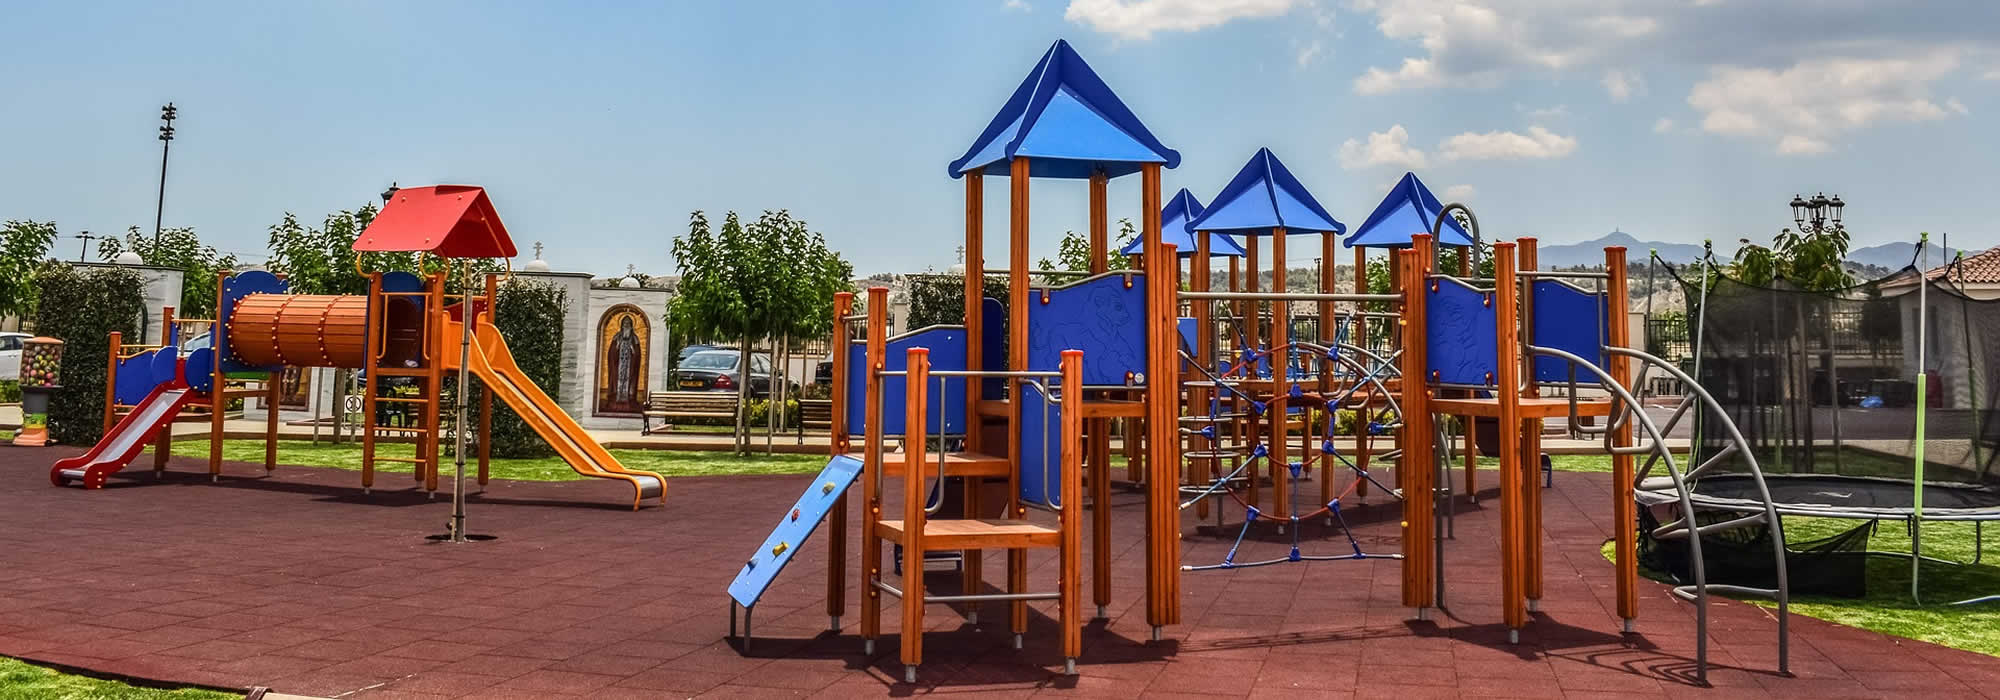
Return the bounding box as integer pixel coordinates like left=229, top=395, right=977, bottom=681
left=672, top=350, right=776, bottom=398
left=815, top=352, right=835, bottom=386
left=677, top=343, right=735, bottom=366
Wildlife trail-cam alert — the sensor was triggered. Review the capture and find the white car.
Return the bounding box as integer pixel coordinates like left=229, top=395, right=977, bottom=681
left=0, top=332, right=28, bottom=382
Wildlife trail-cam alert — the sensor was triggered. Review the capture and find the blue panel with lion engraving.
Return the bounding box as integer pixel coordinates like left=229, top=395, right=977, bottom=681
left=1425, top=279, right=1498, bottom=385
left=1026, top=272, right=1148, bottom=386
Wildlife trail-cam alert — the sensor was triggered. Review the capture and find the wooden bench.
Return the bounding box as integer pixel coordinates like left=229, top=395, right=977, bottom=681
left=641, top=391, right=740, bottom=434
left=799, top=399, right=832, bottom=431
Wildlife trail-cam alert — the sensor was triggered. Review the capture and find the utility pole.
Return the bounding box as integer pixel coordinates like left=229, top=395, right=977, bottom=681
left=74, top=231, right=96, bottom=262
left=155, top=103, right=178, bottom=240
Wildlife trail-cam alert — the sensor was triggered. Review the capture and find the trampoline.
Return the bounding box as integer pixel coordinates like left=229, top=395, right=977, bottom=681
left=1638, top=474, right=2000, bottom=521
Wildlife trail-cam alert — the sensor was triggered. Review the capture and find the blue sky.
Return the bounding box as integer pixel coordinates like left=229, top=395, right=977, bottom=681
left=4, top=0, right=1995, bottom=275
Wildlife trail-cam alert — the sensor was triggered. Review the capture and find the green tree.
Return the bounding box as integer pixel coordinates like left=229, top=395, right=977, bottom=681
left=96, top=226, right=237, bottom=317
left=0, top=220, right=60, bottom=323
left=264, top=205, right=379, bottom=296
left=1036, top=218, right=1137, bottom=273
left=671, top=210, right=851, bottom=453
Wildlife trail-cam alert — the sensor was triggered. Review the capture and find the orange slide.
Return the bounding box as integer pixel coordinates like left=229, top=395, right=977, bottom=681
left=452, top=317, right=667, bottom=509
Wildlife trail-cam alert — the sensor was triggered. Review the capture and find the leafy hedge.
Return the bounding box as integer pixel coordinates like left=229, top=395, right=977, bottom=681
left=32, top=263, right=146, bottom=445
left=486, top=278, right=568, bottom=457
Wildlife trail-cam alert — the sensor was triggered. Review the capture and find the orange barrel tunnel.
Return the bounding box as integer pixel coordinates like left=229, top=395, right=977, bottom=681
left=226, top=294, right=371, bottom=368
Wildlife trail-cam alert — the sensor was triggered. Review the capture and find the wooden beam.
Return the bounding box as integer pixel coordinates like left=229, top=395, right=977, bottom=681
left=1141, top=162, right=1179, bottom=629
left=1088, top=170, right=1108, bottom=275
left=861, top=286, right=888, bottom=646
left=827, top=291, right=853, bottom=628
left=1518, top=238, right=1543, bottom=606
left=1271, top=228, right=1290, bottom=519
left=901, top=347, right=930, bottom=672
left=962, top=170, right=986, bottom=613
left=1008, top=156, right=1031, bottom=637
left=1397, top=244, right=1432, bottom=610
left=1493, top=242, right=1527, bottom=632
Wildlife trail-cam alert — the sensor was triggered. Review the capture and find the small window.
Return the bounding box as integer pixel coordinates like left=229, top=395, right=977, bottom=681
left=0, top=337, right=18, bottom=351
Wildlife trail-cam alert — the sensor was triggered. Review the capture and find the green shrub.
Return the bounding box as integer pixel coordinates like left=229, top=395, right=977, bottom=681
left=486, top=278, right=568, bottom=458
left=32, top=263, right=145, bottom=445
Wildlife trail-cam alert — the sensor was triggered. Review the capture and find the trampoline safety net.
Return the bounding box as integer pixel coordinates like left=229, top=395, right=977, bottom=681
left=1672, top=264, right=2000, bottom=501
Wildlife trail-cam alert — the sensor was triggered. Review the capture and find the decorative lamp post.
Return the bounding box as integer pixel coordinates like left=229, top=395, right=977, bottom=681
left=12, top=337, right=65, bottom=446
left=1789, top=192, right=1844, bottom=234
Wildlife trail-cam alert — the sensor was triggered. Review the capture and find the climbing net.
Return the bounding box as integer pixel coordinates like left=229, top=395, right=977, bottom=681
left=1177, top=317, right=1408, bottom=571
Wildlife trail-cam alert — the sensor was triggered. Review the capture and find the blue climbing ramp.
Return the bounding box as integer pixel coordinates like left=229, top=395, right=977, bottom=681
left=1026, top=272, right=1147, bottom=386
left=843, top=326, right=971, bottom=437
left=1425, top=279, right=1498, bottom=386
left=1529, top=280, right=1611, bottom=382
left=727, top=455, right=864, bottom=609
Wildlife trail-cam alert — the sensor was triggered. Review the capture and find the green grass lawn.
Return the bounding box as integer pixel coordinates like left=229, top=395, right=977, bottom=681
left=0, top=656, right=232, bottom=700
left=145, top=438, right=828, bottom=481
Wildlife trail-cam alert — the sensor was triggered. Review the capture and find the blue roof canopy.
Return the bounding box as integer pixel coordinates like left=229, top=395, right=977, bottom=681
left=1182, top=148, right=1344, bottom=236
left=1344, top=172, right=1475, bottom=248
left=1120, top=189, right=1247, bottom=258
left=949, top=40, right=1180, bottom=180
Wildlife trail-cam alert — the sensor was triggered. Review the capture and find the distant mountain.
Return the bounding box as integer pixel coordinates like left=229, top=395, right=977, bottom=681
left=1536, top=230, right=1705, bottom=268
left=1533, top=231, right=1964, bottom=271
left=1846, top=241, right=1961, bottom=272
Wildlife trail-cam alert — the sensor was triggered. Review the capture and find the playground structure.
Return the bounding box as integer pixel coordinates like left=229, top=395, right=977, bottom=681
left=720, top=38, right=1792, bottom=684
left=50, top=186, right=666, bottom=511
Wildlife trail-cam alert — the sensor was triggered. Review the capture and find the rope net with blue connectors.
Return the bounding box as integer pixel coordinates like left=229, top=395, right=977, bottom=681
left=1177, top=313, right=1407, bottom=571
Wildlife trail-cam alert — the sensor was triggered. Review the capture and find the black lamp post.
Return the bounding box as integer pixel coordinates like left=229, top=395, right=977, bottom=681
left=154, top=103, right=177, bottom=241
left=381, top=182, right=399, bottom=204
left=1790, top=192, right=1844, bottom=234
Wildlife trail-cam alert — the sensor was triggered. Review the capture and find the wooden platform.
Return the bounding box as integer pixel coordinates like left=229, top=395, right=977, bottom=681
left=875, top=518, right=1060, bottom=550
left=1430, top=395, right=1615, bottom=419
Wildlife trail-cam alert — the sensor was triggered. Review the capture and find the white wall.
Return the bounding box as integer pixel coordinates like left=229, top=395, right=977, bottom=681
left=578, top=285, right=670, bottom=430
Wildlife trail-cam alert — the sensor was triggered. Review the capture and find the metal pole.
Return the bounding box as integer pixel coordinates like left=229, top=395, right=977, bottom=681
left=451, top=260, right=474, bottom=543
left=154, top=103, right=176, bottom=241
left=1913, top=232, right=1929, bottom=602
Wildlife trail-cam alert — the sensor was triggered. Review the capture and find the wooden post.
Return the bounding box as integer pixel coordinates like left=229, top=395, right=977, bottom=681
left=103, top=331, right=121, bottom=436
left=861, top=286, right=888, bottom=647
left=1606, top=247, right=1639, bottom=625
left=1141, top=162, right=1179, bottom=629
left=1493, top=242, right=1527, bottom=633
left=1319, top=231, right=1336, bottom=507
left=423, top=271, right=445, bottom=492
left=1396, top=245, right=1431, bottom=610
left=1008, top=155, right=1031, bottom=638
left=1190, top=234, right=1214, bottom=522
left=962, top=171, right=987, bottom=616
left=1518, top=238, right=1543, bottom=606
left=264, top=371, right=280, bottom=472
left=901, top=347, right=930, bottom=674
left=827, top=292, right=853, bottom=629
left=1272, top=228, right=1290, bottom=520
left=209, top=294, right=225, bottom=481
left=1059, top=348, right=1085, bottom=664
left=1088, top=171, right=1108, bottom=275
left=1353, top=246, right=1371, bottom=498
left=362, top=273, right=383, bottom=490
left=1243, top=235, right=1263, bottom=510
left=152, top=307, right=178, bottom=472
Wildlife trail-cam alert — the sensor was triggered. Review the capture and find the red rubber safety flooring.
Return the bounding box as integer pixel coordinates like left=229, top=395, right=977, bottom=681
left=2, top=445, right=1998, bottom=699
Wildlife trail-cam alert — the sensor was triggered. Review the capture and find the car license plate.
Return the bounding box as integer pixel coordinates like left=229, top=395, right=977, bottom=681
left=681, top=380, right=705, bottom=388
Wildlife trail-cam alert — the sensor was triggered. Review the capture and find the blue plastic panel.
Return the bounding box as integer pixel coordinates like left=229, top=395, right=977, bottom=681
left=1426, top=280, right=1498, bottom=385
left=114, top=349, right=162, bottom=405
left=843, top=326, right=970, bottom=437
left=184, top=348, right=213, bottom=394
left=1026, top=273, right=1147, bottom=386
left=1016, top=381, right=1066, bottom=508
left=216, top=271, right=289, bottom=374
left=727, top=455, right=863, bottom=608
left=1177, top=317, right=1197, bottom=353
left=1530, top=280, right=1611, bottom=383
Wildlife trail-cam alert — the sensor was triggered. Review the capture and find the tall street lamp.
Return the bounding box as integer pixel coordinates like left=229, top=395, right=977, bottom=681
left=154, top=103, right=178, bottom=240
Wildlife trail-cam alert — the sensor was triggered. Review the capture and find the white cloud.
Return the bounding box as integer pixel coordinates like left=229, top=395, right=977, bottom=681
left=1443, top=184, right=1477, bottom=199
left=1439, top=126, right=1577, bottom=161
left=1347, top=1, right=2000, bottom=97
left=1004, top=0, right=1031, bottom=11
left=1064, top=0, right=1299, bottom=40
left=1602, top=69, right=1644, bottom=102
left=1296, top=39, right=1323, bottom=67
left=1687, top=51, right=1967, bottom=155
left=1652, top=117, right=1675, bottom=133
left=1338, top=124, right=1428, bottom=169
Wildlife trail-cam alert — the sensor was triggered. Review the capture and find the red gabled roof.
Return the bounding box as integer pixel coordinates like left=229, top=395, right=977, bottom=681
left=1926, top=245, right=2000, bottom=284
left=353, top=185, right=518, bottom=259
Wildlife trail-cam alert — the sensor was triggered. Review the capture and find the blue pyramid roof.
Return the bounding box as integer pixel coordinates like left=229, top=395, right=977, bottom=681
left=1182, top=148, right=1344, bottom=236
left=1120, top=189, right=1247, bottom=258
left=948, top=40, right=1180, bottom=180
left=1344, top=172, right=1475, bottom=248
